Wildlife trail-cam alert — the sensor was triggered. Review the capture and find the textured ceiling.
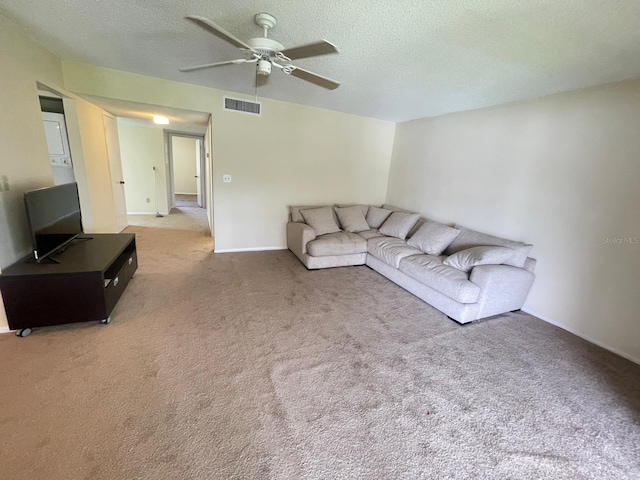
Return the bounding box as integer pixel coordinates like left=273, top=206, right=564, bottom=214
left=3, top=0, right=640, bottom=121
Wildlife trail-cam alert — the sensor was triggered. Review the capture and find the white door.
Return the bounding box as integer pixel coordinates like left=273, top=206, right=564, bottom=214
left=42, top=112, right=76, bottom=185
left=195, top=139, right=203, bottom=207
left=103, top=114, right=128, bottom=231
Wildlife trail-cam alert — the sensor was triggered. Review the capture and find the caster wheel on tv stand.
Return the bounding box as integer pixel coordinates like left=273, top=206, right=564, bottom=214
left=17, top=328, right=32, bottom=337
left=100, top=316, right=111, bottom=325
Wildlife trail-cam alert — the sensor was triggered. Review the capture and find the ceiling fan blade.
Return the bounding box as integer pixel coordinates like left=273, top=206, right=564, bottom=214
left=289, top=66, right=341, bottom=90
left=280, top=40, right=338, bottom=60
left=186, top=15, right=254, bottom=51
left=179, top=58, right=256, bottom=73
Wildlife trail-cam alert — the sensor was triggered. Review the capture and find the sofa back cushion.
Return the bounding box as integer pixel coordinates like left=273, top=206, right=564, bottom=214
left=378, top=212, right=421, bottom=240
left=382, top=204, right=412, bottom=212
left=443, top=246, right=515, bottom=272
left=444, top=226, right=532, bottom=268
left=366, top=206, right=393, bottom=229
left=335, top=206, right=370, bottom=233
left=407, top=221, right=460, bottom=255
left=335, top=204, right=372, bottom=218
left=300, top=207, right=342, bottom=236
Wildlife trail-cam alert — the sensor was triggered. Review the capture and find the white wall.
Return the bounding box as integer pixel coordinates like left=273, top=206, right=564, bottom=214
left=62, top=62, right=396, bottom=251
left=386, top=79, right=640, bottom=363
left=117, top=120, right=169, bottom=215
left=172, top=136, right=197, bottom=194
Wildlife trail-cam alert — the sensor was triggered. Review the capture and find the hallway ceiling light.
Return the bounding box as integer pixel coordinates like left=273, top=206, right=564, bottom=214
left=153, top=115, right=169, bottom=125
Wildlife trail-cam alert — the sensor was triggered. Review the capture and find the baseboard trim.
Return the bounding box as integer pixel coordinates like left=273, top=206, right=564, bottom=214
left=175, top=192, right=197, bottom=195
left=127, top=212, right=170, bottom=216
left=522, top=308, right=640, bottom=366
left=0, top=326, right=11, bottom=334
left=214, top=247, right=287, bottom=253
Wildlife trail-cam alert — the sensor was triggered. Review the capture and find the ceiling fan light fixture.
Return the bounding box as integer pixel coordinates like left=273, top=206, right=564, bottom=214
left=257, top=59, right=272, bottom=76
left=153, top=115, right=169, bottom=125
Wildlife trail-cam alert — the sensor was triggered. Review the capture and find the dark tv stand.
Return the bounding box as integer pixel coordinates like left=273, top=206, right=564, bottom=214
left=0, top=233, right=137, bottom=337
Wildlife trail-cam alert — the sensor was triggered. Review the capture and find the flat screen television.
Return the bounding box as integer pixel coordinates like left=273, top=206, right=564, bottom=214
left=24, top=182, right=84, bottom=263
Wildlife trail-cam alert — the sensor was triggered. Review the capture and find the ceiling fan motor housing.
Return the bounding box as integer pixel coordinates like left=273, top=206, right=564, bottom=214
left=246, top=37, right=284, bottom=55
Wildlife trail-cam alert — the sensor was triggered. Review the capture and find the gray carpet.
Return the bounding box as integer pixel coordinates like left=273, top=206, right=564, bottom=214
left=0, top=208, right=638, bottom=479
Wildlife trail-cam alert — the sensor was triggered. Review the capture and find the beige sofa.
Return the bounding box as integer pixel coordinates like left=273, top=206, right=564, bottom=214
left=286, top=204, right=536, bottom=324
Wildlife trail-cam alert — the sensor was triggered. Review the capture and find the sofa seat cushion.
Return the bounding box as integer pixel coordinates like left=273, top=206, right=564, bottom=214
left=358, top=229, right=385, bottom=240
left=367, top=237, right=423, bottom=268
left=307, top=232, right=367, bottom=257
left=399, top=254, right=481, bottom=304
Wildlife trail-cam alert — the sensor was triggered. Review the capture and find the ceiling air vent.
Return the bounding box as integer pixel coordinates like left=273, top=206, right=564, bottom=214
left=223, top=97, right=261, bottom=115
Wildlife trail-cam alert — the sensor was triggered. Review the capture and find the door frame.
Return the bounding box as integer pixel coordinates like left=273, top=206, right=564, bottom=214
left=166, top=132, right=206, bottom=209
left=103, top=112, right=128, bottom=231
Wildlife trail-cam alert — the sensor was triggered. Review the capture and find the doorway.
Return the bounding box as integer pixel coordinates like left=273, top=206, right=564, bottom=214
left=40, top=97, right=76, bottom=186
left=168, top=133, right=205, bottom=210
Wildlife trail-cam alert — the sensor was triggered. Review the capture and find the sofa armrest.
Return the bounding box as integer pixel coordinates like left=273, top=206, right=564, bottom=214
left=287, top=222, right=317, bottom=261
left=469, top=264, right=535, bottom=319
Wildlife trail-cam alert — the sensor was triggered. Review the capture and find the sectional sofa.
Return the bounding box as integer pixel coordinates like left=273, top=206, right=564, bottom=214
left=286, top=204, right=536, bottom=324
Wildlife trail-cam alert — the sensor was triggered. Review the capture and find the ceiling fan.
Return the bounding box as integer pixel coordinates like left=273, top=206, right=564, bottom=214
left=180, top=13, right=341, bottom=90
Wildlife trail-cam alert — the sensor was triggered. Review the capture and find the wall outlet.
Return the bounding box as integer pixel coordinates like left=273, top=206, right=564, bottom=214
left=0, top=175, right=9, bottom=192
left=223, top=174, right=232, bottom=183
left=146, top=197, right=150, bottom=203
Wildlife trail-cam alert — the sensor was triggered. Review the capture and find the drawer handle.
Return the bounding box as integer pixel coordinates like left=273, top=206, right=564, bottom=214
left=113, top=277, right=119, bottom=287
left=128, top=257, right=133, bottom=265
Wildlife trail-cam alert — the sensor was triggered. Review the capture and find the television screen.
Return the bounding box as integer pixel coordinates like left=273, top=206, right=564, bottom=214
left=24, top=183, right=83, bottom=262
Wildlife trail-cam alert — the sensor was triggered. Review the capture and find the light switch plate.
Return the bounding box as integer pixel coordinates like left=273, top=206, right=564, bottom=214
left=223, top=174, right=232, bottom=183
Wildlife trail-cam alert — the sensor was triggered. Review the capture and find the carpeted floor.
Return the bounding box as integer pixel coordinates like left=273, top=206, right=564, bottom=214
left=175, top=194, right=199, bottom=209
left=0, top=208, right=638, bottom=479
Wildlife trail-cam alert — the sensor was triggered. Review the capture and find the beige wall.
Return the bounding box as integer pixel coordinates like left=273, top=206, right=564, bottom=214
left=117, top=120, right=169, bottom=214
left=386, top=79, right=640, bottom=363
left=172, top=136, right=198, bottom=194
left=0, top=13, right=64, bottom=331
left=0, top=12, right=120, bottom=331
left=62, top=62, right=396, bottom=251
left=0, top=14, right=62, bottom=266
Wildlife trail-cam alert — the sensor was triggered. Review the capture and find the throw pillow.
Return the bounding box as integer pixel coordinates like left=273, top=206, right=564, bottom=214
left=335, top=206, right=370, bottom=233
left=290, top=205, right=327, bottom=223
left=407, top=221, right=460, bottom=255
left=335, top=204, right=371, bottom=218
left=378, top=212, right=421, bottom=240
left=300, top=207, right=341, bottom=236
left=366, top=206, right=393, bottom=229
left=445, top=226, right=532, bottom=268
left=443, top=246, right=514, bottom=273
